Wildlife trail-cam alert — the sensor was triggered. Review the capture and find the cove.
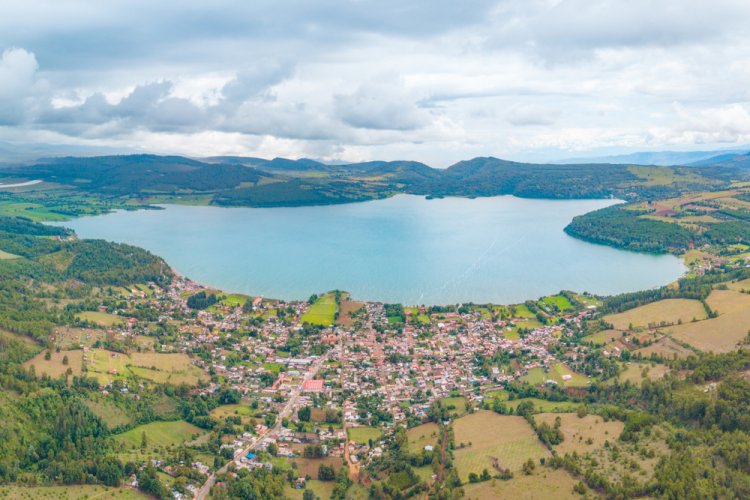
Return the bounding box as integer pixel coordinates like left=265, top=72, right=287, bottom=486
left=56, top=195, right=686, bottom=305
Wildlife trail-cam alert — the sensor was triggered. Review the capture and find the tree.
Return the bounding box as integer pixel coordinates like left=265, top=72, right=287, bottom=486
left=62, top=355, right=69, bottom=365
left=298, top=405, right=311, bottom=422
left=141, top=431, right=148, bottom=449
left=303, top=489, right=316, bottom=500
left=522, top=459, right=535, bottom=475
left=318, top=464, right=336, bottom=481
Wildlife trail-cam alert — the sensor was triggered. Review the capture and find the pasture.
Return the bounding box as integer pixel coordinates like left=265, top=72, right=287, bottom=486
left=462, top=468, right=580, bottom=500
left=706, top=289, right=750, bottom=315
left=406, top=422, right=439, bottom=452
left=604, top=298, right=706, bottom=330
left=615, top=362, right=670, bottom=384
left=439, top=396, right=467, bottom=416
left=285, top=480, right=336, bottom=500
left=452, top=411, right=549, bottom=481
left=502, top=398, right=578, bottom=413
left=0, top=249, right=19, bottom=260
left=522, top=363, right=589, bottom=388
left=301, top=293, right=338, bottom=326
left=76, top=310, right=124, bottom=327
left=666, top=306, right=750, bottom=353
left=0, top=485, right=146, bottom=499
left=535, top=413, right=624, bottom=456
left=582, top=329, right=625, bottom=346
left=347, top=426, right=383, bottom=444
left=24, top=349, right=83, bottom=378
left=540, top=294, right=574, bottom=311
left=87, top=349, right=205, bottom=385
left=86, top=399, right=133, bottom=429
left=115, top=420, right=205, bottom=450
left=634, top=335, right=694, bottom=359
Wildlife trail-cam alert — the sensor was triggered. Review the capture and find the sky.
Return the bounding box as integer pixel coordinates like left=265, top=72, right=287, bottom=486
left=2, top=0, right=750, bottom=166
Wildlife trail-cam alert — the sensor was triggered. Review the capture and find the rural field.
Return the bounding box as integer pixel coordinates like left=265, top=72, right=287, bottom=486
left=347, top=426, right=383, bottom=444
left=86, top=398, right=134, bottom=429
left=666, top=298, right=750, bottom=353
left=0, top=485, right=146, bottom=499
left=522, top=363, right=590, bottom=388
left=288, top=456, right=344, bottom=477
left=24, top=349, right=83, bottom=378
left=604, top=298, right=707, bottom=330
left=75, top=310, right=124, bottom=327
left=452, top=411, right=549, bottom=481
left=301, top=293, right=338, bottom=326
left=502, top=398, right=578, bottom=413
left=115, top=420, right=205, bottom=450
left=535, top=413, right=624, bottom=456
left=285, top=480, right=335, bottom=500
left=87, top=349, right=205, bottom=385
left=614, top=362, right=670, bottom=384
left=406, top=422, right=439, bottom=452
left=461, top=468, right=581, bottom=499
left=634, top=335, right=694, bottom=359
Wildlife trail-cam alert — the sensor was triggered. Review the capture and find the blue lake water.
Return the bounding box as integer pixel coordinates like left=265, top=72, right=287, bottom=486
left=57, top=195, right=686, bottom=304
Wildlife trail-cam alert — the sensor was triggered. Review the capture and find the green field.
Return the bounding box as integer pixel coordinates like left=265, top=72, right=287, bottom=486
left=406, top=422, right=439, bottom=452
left=439, top=396, right=467, bottom=417
left=301, top=293, right=338, bottom=326
left=347, top=426, right=383, bottom=444
left=87, top=349, right=205, bottom=385
left=521, top=363, right=590, bottom=388
left=452, top=411, right=549, bottom=480
left=115, top=420, right=205, bottom=450
left=540, top=294, right=574, bottom=311
left=76, top=310, right=125, bottom=326
left=502, top=398, right=578, bottom=413
left=285, top=480, right=336, bottom=500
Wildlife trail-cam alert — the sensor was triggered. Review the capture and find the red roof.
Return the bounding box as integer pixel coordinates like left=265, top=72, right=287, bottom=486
left=302, top=379, right=324, bottom=392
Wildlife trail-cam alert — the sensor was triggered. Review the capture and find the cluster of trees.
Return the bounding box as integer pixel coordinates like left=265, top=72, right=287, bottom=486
left=187, top=291, right=218, bottom=310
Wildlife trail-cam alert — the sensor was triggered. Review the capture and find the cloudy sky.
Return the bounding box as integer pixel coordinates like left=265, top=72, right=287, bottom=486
left=2, top=0, right=750, bottom=166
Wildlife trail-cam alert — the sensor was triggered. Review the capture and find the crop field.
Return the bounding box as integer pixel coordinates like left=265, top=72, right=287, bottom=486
left=336, top=297, right=364, bottom=327
left=347, top=426, right=383, bottom=444
left=615, top=362, right=670, bottom=384
left=87, top=349, right=205, bottom=385
left=115, top=420, right=205, bottom=450
left=288, top=456, right=343, bottom=477
left=24, top=349, right=83, bottom=378
left=452, top=411, right=549, bottom=481
left=666, top=308, right=750, bottom=353
left=706, top=289, right=750, bottom=315
left=0, top=485, right=146, bottom=499
left=727, top=278, right=750, bottom=292
left=75, top=310, right=125, bottom=327
left=535, top=413, right=624, bottom=456
left=462, top=468, right=580, bottom=500
left=301, top=293, right=337, bottom=326
left=406, top=422, right=439, bottom=452
left=604, top=298, right=707, bottom=330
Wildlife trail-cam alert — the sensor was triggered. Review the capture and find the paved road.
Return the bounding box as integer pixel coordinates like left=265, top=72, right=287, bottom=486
left=194, top=357, right=326, bottom=499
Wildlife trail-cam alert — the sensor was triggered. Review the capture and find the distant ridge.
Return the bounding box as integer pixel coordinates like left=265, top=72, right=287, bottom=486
left=557, top=148, right=750, bottom=166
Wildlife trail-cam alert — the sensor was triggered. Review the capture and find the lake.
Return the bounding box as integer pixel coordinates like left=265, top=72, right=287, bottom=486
left=58, top=195, right=685, bottom=304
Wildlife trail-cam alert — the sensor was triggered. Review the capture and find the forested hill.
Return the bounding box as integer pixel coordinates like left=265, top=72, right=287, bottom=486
left=1, top=153, right=744, bottom=209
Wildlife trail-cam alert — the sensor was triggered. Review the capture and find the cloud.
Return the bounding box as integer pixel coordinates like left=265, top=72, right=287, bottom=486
left=2, top=1, right=750, bottom=165
left=506, top=103, right=559, bottom=126
left=0, top=47, right=39, bottom=124
left=334, top=82, right=429, bottom=131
